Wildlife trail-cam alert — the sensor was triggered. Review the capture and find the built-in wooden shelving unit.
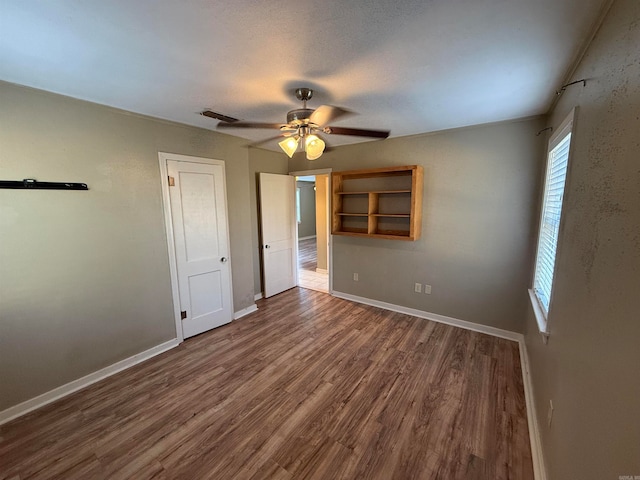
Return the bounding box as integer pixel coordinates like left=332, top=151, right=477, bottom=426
left=331, top=165, right=423, bottom=241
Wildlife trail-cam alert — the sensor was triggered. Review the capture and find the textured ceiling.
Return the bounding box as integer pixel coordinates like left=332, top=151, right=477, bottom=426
left=0, top=0, right=607, bottom=149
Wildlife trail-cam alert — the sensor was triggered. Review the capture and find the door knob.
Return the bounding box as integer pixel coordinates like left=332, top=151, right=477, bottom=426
left=221, top=257, right=228, bottom=263
left=265, top=245, right=270, bottom=249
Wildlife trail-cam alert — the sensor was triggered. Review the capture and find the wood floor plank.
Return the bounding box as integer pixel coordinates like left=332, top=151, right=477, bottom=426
left=298, top=237, right=317, bottom=272
left=0, top=288, right=533, bottom=479
left=245, top=459, right=292, bottom=480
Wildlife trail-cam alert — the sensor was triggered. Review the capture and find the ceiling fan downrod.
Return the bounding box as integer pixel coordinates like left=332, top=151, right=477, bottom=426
left=287, top=88, right=316, bottom=125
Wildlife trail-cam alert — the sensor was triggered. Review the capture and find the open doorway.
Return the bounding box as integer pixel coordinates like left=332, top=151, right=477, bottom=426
left=294, top=172, right=329, bottom=293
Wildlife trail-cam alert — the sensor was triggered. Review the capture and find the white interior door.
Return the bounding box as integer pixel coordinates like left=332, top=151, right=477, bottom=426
left=168, top=160, right=233, bottom=339
left=259, top=173, right=297, bottom=298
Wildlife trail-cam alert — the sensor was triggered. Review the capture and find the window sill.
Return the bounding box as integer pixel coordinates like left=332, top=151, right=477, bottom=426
left=528, top=289, right=550, bottom=341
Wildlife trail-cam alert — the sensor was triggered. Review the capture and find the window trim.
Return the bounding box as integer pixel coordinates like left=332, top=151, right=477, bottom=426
left=529, top=108, right=576, bottom=336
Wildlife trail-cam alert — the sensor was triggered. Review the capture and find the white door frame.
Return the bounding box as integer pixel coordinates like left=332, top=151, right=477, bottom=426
left=289, top=168, right=333, bottom=294
left=158, top=152, right=234, bottom=343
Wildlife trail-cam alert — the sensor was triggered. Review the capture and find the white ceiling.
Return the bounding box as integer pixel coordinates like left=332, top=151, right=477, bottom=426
left=1, top=0, right=606, bottom=150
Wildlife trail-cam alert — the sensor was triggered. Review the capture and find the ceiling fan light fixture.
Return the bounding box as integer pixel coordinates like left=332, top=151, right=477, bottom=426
left=305, top=134, right=325, bottom=160
left=205, top=88, right=389, bottom=153
left=279, top=136, right=299, bottom=158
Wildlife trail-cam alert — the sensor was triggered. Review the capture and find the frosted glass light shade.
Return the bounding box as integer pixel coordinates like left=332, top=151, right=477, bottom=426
left=279, top=136, right=299, bottom=158
left=305, top=135, right=325, bottom=160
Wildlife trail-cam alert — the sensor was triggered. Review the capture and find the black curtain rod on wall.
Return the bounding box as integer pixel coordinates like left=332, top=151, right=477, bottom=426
left=0, top=179, right=88, bottom=190
left=555, top=79, right=586, bottom=96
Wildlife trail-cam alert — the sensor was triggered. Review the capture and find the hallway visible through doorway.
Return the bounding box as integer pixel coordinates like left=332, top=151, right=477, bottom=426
left=295, top=173, right=329, bottom=294
left=298, top=237, right=328, bottom=293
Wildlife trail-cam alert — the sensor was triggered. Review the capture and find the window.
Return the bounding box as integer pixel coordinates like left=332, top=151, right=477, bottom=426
left=529, top=109, right=575, bottom=334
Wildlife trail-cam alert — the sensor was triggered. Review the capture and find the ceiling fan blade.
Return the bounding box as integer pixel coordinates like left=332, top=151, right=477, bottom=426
left=324, top=126, right=390, bottom=138
left=248, top=134, right=291, bottom=148
left=201, top=110, right=239, bottom=123
left=309, top=105, right=351, bottom=127
left=217, top=122, right=286, bottom=130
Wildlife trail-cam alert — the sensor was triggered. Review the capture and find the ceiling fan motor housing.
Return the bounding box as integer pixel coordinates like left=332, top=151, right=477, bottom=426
left=287, top=108, right=314, bottom=125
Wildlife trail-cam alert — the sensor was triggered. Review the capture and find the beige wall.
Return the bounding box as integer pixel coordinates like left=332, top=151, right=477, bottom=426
left=0, top=81, right=255, bottom=410
left=290, top=117, right=545, bottom=332
left=525, top=0, right=640, bottom=477
left=296, top=181, right=317, bottom=238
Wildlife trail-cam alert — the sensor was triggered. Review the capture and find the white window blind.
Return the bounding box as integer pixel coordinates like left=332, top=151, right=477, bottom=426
left=531, top=109, right=574, bottom=333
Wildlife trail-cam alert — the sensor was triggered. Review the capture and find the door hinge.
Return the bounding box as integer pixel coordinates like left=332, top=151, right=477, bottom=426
left=181, top=310, right=187, bottom=320
left=168, top=176, right=175, bottom=187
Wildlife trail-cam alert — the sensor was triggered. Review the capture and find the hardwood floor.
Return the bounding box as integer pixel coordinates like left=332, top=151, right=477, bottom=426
left=298, top=237, right=317, bottom=272
left=0, top=288, right=533, bottom=479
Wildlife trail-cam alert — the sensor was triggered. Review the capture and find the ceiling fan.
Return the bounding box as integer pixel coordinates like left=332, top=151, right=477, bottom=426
left=201, top=88, right=390, bottom=160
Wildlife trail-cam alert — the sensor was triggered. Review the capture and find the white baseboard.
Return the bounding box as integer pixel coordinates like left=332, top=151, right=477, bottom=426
left=331, top=291, right=521, bottom=341
left=331, top=290, right=546, bottom=479
left=254, top=292, right=263, bottom=302
left=0, top=338, right=179, bottom=426
left=298, top=235, right=317, bottom=241
left=315, top=268, right=328, bottom=274
left=234, top=303, right=258, bottom=320
left=518, top=339, right=547, bottom=480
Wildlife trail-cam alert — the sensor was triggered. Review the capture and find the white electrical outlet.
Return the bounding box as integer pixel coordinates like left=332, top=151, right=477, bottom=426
left=353, top=273, right=359, bottom=281
left=424, top=284, right=432, bottom=294
left=414, top=283, right=422, bottom=293
left=547, top=400, right=554, bottom=427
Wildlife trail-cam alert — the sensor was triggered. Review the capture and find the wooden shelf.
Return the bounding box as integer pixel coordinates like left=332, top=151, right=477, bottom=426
left=332, top=165, right=423, bottom=241
left=337, top=189, right=411, bottom=195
